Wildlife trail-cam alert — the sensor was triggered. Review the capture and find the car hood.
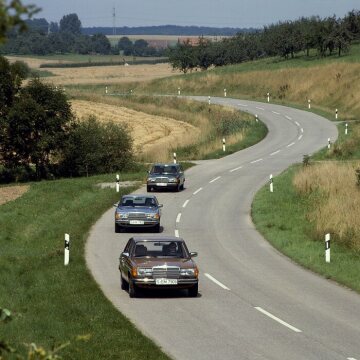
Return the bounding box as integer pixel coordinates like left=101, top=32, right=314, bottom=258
left=117, top=206, right=158, bottom=213
left=133, top=258, right=195, bottom=268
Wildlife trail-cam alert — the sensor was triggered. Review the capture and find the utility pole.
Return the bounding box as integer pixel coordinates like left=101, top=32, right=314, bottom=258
left=112, top=6, right=116, bottom=36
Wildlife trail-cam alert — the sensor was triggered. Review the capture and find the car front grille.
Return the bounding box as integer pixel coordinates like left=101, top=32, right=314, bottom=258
left=128, top=212, right=146, bottom=220
left=152, top=265, right=180, bottom=279
left=155, top=177, right=169, bottom=183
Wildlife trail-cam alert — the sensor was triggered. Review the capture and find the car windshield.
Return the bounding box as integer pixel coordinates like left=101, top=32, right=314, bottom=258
left=151, top=165, right=178, bottom=175
left=133, top=241, right=187, bottom=258
left=121, top=197, right=156, bottom=207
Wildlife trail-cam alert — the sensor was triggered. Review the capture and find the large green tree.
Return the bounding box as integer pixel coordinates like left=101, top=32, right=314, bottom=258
left=59, top=13, right=81, bottom=35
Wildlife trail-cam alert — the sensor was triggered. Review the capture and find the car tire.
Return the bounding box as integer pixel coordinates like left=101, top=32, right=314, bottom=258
left=120, top=273, right=128, bottom=290
left=154, top=223, right=160, bottom=233
left=115, top=223, right=122, bottom=233
left=147, top=186, right=151, bottom=192
left=129, top=279, right=138, bottom=298
left=188, top=283, right=198, bottom=297
left=180, top=183, right=184, bottom=190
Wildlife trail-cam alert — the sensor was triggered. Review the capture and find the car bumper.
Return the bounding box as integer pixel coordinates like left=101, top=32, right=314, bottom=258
left=147, top=182, right=179, bottom=190
left=115, top=220, right=159, bottom=227
left=134, top=278, right=198, bottom=289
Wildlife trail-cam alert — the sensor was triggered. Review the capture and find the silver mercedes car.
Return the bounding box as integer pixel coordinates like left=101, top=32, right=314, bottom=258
left=114, top=194, right=163, bottom=233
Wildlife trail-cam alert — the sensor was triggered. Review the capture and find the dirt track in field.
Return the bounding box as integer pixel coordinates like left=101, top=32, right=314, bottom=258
left=0, top=185, right=30, bottom=206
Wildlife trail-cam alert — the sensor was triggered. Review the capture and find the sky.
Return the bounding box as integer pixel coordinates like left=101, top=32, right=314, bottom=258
left=23, top=0, right=359, bottom=28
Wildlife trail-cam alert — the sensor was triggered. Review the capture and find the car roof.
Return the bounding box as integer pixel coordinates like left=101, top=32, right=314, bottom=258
left=131, top=236, right=185, bottom=243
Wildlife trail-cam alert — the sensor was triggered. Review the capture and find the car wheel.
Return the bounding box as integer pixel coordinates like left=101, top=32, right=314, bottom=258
left=129, top=279, right=138, bottom=298
left=154, top=223, right=160, bottom=233
left=120, top=272, right=128, bottom=290
left=176, top=184, right=181, bottom=192
left=180, top=183, right=184, bottom=190
left=115, top=223, right=122, bottom=233
left=147, top=186, right=151, bottom=192
left=188, top=283, right=198, bottom=297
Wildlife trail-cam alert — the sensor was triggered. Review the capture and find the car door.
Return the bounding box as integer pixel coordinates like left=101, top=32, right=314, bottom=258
left=120, top=239, right=134, bottom=282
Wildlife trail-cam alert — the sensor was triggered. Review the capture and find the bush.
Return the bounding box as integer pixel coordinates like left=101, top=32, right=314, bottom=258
left=60, top=116, right=134, bottom=177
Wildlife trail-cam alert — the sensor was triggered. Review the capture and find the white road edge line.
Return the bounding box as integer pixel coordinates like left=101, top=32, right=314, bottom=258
left=229, top=166, right=243, bottom=172
left=301, top=128, right=304, bottom=133
left=176, top=213, right=182, bottom=223
left=238, top=103, right=248, bottom=107
left=251, top=158, right=263, bottom=164
left=270, top=150, right=280, bottom=156
left=287, top=142, right=295, bottom=147
left=193, top=187, right=203, bottom=195
left=256, top=106, right=264, bottom=110
left=209, top=176, right=221, bottom=183
left=295, top=121, right=300, bottom=126
left=204, top=273, right=230, bottom=290
left=272, top=111, right=280, bottom=115
left=254, top=307, right=302, bottom=333
left=347, top=357, right=357, bottom=360
left=174, top=229, right=179, bottom=238
left=182, top=200, right=190, bottom=208
left=285, top=115, right=292, bottom=120
left=298, top=135, right=303, bottom=140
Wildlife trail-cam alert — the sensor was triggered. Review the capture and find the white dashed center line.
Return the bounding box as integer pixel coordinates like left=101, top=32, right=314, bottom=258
left=209, top=176, right=221, bottom=183
left=204, top=273, right=230, bottom=290
left=270, top=150, right=281, bottom=156
left=298, top=135, right=303, bottom=140
left=301, top=128, right=304, bottom=133
left=229, top=166, right=243, bottom=173
left=285, top=115, right=292, bottom=120
left=347, top=357, right=358, bottom=360
left=193, top=187, right=203, bottom=195
left=272, top=111, right=280, bottom=115
left=182, top=200, right=190, bottom=208
left=256, top=106, right=264, bottom=110
left=176, top=213, right=182, bottom=223
left=238, top=103, right=248, bottom=107
left=295, top=121, right=300, bottom=126
left=254, top=307, right=302, bottom=333
left=251, top=158, right=263, bottom=164
left=287, top=142, right=295, bottom=147
left=174, top=229, right=179, bottom=238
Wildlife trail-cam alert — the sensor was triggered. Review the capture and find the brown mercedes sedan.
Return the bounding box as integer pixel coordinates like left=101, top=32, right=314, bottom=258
left=118, top=236, right=199, bottom=298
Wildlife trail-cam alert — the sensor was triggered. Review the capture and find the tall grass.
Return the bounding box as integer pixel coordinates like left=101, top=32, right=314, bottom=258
left=293, top=162, right=360, bottom=251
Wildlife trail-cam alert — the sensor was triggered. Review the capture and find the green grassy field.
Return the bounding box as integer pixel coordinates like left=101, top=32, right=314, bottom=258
left=0, top=170, right=170, bottom=359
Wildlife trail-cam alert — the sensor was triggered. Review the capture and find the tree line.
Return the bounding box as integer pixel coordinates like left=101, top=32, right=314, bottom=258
left=0, top=55, right=134, bottom=182
left=0, top=13, right=166, bottom=56
left=168, top=11, right=360, bottom=72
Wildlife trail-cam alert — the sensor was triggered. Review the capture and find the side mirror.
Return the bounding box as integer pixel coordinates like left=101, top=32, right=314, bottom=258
left=158, top=204, right=163, bottom=208
left=147, top=170, right=150, bottom=174
left=122, top=252, right=129, bottom=258
left=190, top=252, right=198, bottom=258
left=113, top=203, right=118, bottom=207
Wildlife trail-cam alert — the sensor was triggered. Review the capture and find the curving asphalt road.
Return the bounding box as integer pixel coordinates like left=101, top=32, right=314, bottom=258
left=86, top=97, right=360, bottom=360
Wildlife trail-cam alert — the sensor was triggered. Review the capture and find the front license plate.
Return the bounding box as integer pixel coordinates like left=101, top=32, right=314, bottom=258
left=129, top=220, right=144, bottom=225
left=155, top=278, right=178, bottom=285
left=156, top=183, right=167, bottom=186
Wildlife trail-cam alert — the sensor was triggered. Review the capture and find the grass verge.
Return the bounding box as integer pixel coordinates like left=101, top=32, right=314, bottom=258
left=252, top=164, right=360, bottom=293
left=0, top=169, right=170, bottom=359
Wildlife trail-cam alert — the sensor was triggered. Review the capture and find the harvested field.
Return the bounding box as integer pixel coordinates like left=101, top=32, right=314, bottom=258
left=0, top=185, right=29, bottom=206
left=6, top=56, right=180, bottom=85
left=71, top=100, right=200, bottom=161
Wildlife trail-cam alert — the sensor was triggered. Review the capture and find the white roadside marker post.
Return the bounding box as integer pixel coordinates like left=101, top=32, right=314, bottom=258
left=267, top=92, right=270, bottom=103
left=255, top=114, right=258, bottom=122
left=328, top=138, right=331, bottom=150
left=269, top=174, right=273, bottom=193
left=308, top=99, right=311, bottom=109
left=345, top=123, right=348, bottom=135
left=335, top=108, right=338, bottom=119
left=105, top=86, right=108, bottom=94
left=130, top=89, right=133, bottom=95
left=178, top=87, right=181, bottom=96
left=116, top=174, right=120, bottom=193
left=208, top=96, right=211, bottom=105
left=173, top=152, right=177, bottom=164
left=325, top=233, right=330, bottom=263
left=64, top=234, right=70, bottom=266
left=224, top=88, right=227, bottom=97
left=222, top=138, right=226, bottom=152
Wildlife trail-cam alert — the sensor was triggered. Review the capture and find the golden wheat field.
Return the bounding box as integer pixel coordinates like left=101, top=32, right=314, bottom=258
left=71, top=100, right=200, bottom=161
left=293, top=162, right=360, bottom=250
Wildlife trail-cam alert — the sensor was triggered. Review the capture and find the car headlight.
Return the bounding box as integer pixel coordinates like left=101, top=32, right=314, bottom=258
left=115, top=212, right=128, bottom=219
left=168, top=177, right=179, bottom=183
left=180, top=268, right=196, bottom=276
left=148, top=178, right=156, bottom=182
left=137, top=268, right=153, bottom=276
left=146, top=213, right=160, bottom=219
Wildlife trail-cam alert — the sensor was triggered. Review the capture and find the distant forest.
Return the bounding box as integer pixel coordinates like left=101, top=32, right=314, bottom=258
left=82, top=25, right=254, bottom=36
